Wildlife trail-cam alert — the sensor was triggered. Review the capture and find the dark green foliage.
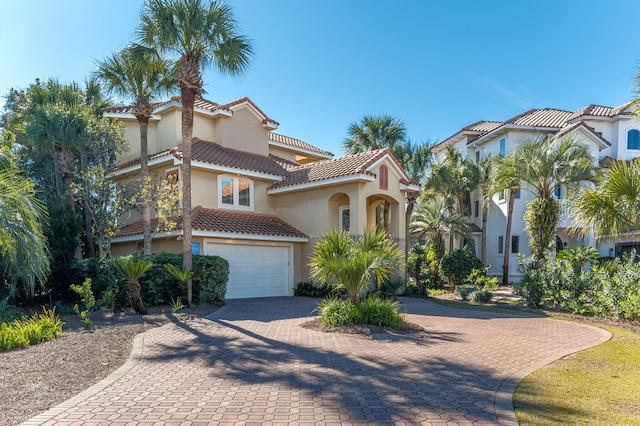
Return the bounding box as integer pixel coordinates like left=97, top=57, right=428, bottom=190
left=468, top=289, right=493, bottom=303
left=316, top=295, right=404, bottom=328
left=294, top=281, right=335, bottom=298
left=440, top=249, right=483, bottom=286
left=455, top=284, right=478, bottom=301
left=524, top=197, right=559, bottom=261
left=466, top=268, right=499, bottom=291
left=70, top=253, right=228, bottom=307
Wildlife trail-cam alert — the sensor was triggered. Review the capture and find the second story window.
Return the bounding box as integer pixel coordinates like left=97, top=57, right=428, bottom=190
left=499, top=138, right=506, bottom=157
left=628, top=129, right=640, bottom=150
left=219, top=175, right=253, bottom=210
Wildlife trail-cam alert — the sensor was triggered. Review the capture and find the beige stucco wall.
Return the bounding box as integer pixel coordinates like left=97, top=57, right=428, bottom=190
left=213, top=108, right=270, bottom=156
left=268, top=146, right=297, bottom=162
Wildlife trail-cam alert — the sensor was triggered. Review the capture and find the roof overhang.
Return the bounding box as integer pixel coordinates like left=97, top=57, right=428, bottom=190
left=107, top=154, right=176, bottom=178
left=267, top=174, right=376, bottom=195
left=467, top=124, right=558, bottom=148
left=112, top=229, right=308, bottom=243
left=193, top=161, right=284, bottom=181
left=268, top=140, right=333, bottom=160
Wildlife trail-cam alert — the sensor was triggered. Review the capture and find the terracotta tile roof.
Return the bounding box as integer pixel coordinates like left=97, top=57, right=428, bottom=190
left=112, top=148, right=174, bottom=172
left=117, top=206, right=307, bottom=239
left=269, top=149, right=389, bottom=190
left=462, top=121, right=504, bottom=133
left=504, top=108, right=573, bottom=128
left=568, top=102, right=633, bottom=121
left=269, top=132, right=333, bottom=157
left=469, top=223, right=482, bottom=233
left=171, top=138, right=290, bottom=177
left=269, top=154, right=300, bottom=170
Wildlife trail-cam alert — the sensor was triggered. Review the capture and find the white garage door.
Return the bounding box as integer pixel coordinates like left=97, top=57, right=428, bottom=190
left=205, top=243, right=289, bottom=299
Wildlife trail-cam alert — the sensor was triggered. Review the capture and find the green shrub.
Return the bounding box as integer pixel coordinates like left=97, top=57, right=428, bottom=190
left=0, top=297, right=25, bottom=323
left=70, top=278, right=96, bottom=327
left=468, top=289, right=493, bottom=303
left=316, top=295, right=404, bottom=328
left=71, top=253, right=229, bottom=307
left=467, top=268, right=499, bottom=292
left=455, top=284, right=479, bottom=301
left=294, top=281, right=336, bottom=298
left=440, top=249, right=483, bottom=286
left=0, top=307, right=63, bottom=351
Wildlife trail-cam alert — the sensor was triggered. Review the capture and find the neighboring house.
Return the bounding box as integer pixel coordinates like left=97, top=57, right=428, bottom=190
left=434, top=102, right=640, bottom=280
left=105, top=97, right=418, bottom=299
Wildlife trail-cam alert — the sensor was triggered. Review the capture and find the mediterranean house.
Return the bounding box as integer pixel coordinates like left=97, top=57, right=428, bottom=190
left=104, top=97, right=418, bottom=299
left=434, top=102, right=640, bottom=281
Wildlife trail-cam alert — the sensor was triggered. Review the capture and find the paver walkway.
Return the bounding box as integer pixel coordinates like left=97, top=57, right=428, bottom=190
left=23, top=297, right=610, bottom=426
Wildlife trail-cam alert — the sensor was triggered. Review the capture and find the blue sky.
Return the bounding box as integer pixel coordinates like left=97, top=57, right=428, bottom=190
left=2, top=1, right=640, bottom=156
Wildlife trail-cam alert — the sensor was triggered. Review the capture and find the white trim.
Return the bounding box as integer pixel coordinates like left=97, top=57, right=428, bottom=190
left=400, top=182, right=421, bottom=192
left=194, top=161, right=283, bottom=181
left=467, top=124, right=558, bottom=148
left=268, top=140, right=333, bottom=160
left=267, top=174, right=376, bottom=194
left=218, top=175, right=254, bottom=211
left=262, top=122, right=279, bottom=130
left=102, top=112, right=162, bottom=121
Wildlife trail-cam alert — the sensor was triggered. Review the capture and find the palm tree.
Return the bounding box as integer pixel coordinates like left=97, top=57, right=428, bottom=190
left=111, top=256, right=153, bottom=314
left=424, top=146, right=480, bottom=250
left=138, top=0, right=253, bottom=306
left=308, top=229, right=404, bottom=302
left=514, top=135, right=596, bottom=262
left=476, top=154, right=494, bottom=265
left=95, top=44, right=175, bottom=255
left=410, top=199, right=473, bottom=285
left=390, top=139, right=434, bottom=278
left=571, top=158, right=640, bottom=238
left=487, top=154, right=521, bottom=286
left=557, top=245, right=601, bottom=271
left=342, top=114, right=408, bottom=232
left=0, top=152, right=50, bottom=300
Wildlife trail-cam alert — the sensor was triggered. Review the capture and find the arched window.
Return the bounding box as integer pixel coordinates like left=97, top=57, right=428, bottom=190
left=628, top=129, right=640, bottom=150
left=379, top=165, right=388, bottom=190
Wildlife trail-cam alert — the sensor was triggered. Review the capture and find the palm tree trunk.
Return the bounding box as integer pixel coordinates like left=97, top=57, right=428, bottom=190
left=502, top=189, right=516, bottom=286
left=80, top=149, right=95, bottom=258
left=405, top=191, right=419, bottom=284
left=481, top=204, right=488, bottom=265
left=138, top=115, right=152, bottom=255
left=180, top=88, right=195, bottom=307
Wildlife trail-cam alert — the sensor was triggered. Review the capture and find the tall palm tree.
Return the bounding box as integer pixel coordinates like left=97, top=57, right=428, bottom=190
left=0, top=151, right=50, bottom=300
left=343, top=114, right=408, bottom=232
left=514, top=135, right=596, bottom=261
left=424, top=146, right=480, bottom=250
left=95, top=44, right=175, bottom=255
left=571, top=158, right=640, bottom=238
left=390, top=139, right=434, bottom=277
left=487, top=154, right=521, bottom=285
left=138, top=0, right=253, bottom=306
left=476, top=154, right=494, bottom=265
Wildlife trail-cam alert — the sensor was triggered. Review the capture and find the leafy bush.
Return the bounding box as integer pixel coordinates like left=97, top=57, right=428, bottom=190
left=294, top=281, right=336, bottom=298
left=601, top=254, right=640, bottom=321
left=455, top=284, right=479, bottom=301
left=440, top=249, right=483, bottom=286
left=468, top=289, right=493, bottom=303
left=0, top=297, right=25, bottom=323
left=466, top=268, right=499, bottom=292
left=0, top=307, right=63, bottom=351
left=316, top=295, right=404, bottom=328
left=71, top=253, right=229, bottom=307
left=70, top=278, right=96, bottom=327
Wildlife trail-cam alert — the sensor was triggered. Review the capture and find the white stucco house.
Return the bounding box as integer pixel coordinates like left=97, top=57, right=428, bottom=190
left=433, top=102, right=640, bottom=281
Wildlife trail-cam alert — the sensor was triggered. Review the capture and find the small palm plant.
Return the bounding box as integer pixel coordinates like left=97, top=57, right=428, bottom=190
left=163, top=263, right=204, bottom=307
left=308, top=228, right=404, bottom=302
left=111, top=256, right=153, bottom=314
left=557, top=245, right=601, bottom=272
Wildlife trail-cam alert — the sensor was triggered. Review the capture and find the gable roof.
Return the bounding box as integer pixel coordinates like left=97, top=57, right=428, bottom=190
left=269, top=132, right=333, bottom=158
left=117, top=206, right=307, bottom=240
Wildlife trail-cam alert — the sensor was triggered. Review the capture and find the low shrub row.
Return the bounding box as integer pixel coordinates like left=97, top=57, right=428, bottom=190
left=517, top=252, right=640, bottom=321
left=0, top=307, right=63, bottom=351
left=71, top=253, right=229, bottom=308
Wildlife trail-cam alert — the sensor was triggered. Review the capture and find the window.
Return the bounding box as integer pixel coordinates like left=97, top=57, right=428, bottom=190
left=511, top=235, right=520, bottom=254
left=339, top=205, right=350, bottom=232
left=218, top=176, right=253, bottom=210
left=554, top=185, right=561, bottom=199
left=628, top=129, right=640, bottom=150
left=498, top=236, right=504, bottom=254
left=499, top=138, right=506, bottom=157
left=475, top=151, right=480, bottom=163
left=379, top=165, right=388, bottom=190
left=498, top=189, right=506, bottom=202
left=514, top=188, right=521, bottom=199
left=474, top=200, right=479, bottom=218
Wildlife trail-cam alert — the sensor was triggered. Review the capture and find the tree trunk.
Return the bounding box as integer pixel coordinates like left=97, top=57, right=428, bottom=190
left=502, top=189, right=516, bottom=286
left=180, top=89, right=195, bottom=307
left=405, top=191, right=419, bottom=285
left=138, top=116, right=152, bottom=255
left=80, top=149, right=95, bottom=258
left=481, top=204, right=488, bottom=265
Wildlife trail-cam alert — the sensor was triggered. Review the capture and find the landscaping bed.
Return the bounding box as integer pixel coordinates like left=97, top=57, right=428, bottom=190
left=0, top=304, right=220, bottom=426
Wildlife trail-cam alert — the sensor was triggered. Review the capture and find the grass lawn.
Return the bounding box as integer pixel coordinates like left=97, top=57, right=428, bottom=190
left=514, top=323, right=640, bottom=425
left=428, top=296, right=640, bottom=425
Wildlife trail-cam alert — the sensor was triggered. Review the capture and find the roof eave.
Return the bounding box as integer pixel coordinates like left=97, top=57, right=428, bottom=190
left=268, top=140, right=333, bottom=160
left=267, top=174, right=376, bottom=195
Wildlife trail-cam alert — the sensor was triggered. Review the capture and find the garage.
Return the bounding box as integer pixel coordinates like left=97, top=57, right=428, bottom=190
left=204, top=242, right=290, bottom=299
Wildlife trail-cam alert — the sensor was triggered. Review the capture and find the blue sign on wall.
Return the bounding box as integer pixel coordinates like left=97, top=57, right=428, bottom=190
left=192, top=242, right=201, bottom=255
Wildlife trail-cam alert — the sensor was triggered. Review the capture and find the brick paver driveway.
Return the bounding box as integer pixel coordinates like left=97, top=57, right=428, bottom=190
left=25, top=297, right=610, bottom=426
